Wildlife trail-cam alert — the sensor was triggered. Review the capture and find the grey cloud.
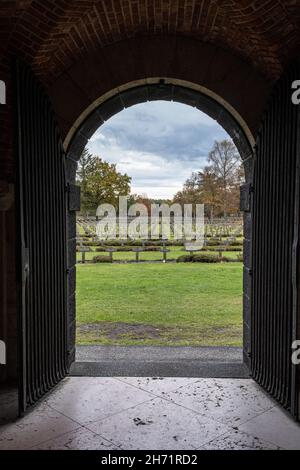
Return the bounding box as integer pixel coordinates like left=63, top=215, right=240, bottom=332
left=87, top=101, right=230, bottom=198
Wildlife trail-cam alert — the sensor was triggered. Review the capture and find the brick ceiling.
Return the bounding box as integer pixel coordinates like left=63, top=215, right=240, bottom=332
left=1, top=0, right=300, bottom=82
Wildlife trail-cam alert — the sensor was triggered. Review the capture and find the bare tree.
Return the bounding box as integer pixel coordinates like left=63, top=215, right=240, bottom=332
left=208, top=140, right=243, bottom=216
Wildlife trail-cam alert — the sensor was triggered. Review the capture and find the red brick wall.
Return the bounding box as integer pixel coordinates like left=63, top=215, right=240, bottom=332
left=2, top=1, right=300, bottom=84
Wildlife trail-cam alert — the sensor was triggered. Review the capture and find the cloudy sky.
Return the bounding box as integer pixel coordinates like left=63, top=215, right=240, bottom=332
left=87, top=100, right=229, bottom=199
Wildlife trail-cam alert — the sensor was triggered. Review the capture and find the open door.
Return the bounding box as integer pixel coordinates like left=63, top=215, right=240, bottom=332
left=15, top=60, right=69, bottom=414
left=251, top=62, right=300, bottom=420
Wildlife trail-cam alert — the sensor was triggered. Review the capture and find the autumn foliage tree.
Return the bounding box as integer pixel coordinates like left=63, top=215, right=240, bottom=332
left=77, top=149, right=131, bottom=213
left=173, top=140, right=244, bottom=219
left=128, top=193, right=153, bottom=215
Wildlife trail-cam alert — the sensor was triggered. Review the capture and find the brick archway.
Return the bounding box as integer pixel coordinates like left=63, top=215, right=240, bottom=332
left=64, top=80, right=253, bottom=367
left=66, top=79, right=253, bottom=163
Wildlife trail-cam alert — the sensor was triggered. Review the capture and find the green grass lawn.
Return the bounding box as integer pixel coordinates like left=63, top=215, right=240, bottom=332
left=76, top=263, right=243, bottom=347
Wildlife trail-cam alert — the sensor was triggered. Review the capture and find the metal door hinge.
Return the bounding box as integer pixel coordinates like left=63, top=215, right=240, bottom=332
left=240, top=183, right=253, bottom=212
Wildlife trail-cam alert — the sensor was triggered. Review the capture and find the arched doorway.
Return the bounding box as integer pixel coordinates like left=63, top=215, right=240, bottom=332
left=64, top=79, right=253, bottom=369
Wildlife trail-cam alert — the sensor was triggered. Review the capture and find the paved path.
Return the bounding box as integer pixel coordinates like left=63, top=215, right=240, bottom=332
left=76, top=345, right=243, bottom=362
left=72, top=345, right=248, bottom=378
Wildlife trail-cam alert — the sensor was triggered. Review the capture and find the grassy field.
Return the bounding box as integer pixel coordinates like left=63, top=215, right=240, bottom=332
left=76, top=263, right=243, bottom=347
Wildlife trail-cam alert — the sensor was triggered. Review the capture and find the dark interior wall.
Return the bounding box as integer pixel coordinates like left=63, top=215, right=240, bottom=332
left=0, top=207, right=17, bottom=383
left=0, top=63, right=17, bottom=384
left=46, top=36, right=271, bottom=145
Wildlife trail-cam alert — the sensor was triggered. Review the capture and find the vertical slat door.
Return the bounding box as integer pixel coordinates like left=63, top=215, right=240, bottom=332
left=15, top=61, right=69, bottom=413
left=251, top=63, right=300, bottom=419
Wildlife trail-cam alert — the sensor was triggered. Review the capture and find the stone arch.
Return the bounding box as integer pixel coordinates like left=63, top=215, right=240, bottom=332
left=65, top=79, right=254, bottom=158
left=65, top=78, right=254, bottom=181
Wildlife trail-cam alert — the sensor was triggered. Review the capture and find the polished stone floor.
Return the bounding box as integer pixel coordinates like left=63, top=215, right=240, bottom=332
left=0, top=377, right=300, bottom=450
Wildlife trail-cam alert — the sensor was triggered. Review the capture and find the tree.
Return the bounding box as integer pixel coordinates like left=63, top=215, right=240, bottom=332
left=77, top=150, right=131, bottom=213
left=174, top=168, right=223, bottom=219
left=173, top=139, right=244, bottom=219
left=76, top=149, right=97, bottom=190
left=208, top=140, right=243, bottom=216
left=128, top=195, right=173, bottom=215
left=173, top=172, right=203, bottom=214
left=197, top=167, right=223, bottom=220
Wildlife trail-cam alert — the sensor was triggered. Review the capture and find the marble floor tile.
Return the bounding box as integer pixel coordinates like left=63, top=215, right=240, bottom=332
left=0, top=387, right=19, bottom=424
left=163, top=378, right=275, bottom=426
left=30, top=426, right=120, bottom=450
left=1, top=378, right=299, bottom=450
left=87, top=397, right=232, bottom=450
left=239, top=406, right=300, bottom=450
left=201, top=429, right=282, bottom=450
left=0, top=401, right=78, bottom=450
left=45, top=377, right=154, bottom=425
left=116, top=377, right=198, bottom=397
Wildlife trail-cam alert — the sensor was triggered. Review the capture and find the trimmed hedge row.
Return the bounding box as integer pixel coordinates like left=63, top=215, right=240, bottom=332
left=92, top=255, right=112, bottom=263
left=177, top=254, right=230, bottom=263
left=90, top=253, right=243, bottom=264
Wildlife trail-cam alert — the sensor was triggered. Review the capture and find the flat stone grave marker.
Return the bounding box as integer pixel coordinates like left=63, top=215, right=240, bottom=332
left=105, top=247, right=116, bottom=262
left=160, top=247, right=170, bottom=262
left=78, top=245, right=91, bottom=264
left=132, top=247, right=144, bottom=263
left=184, top=242, right=202, bottom=256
